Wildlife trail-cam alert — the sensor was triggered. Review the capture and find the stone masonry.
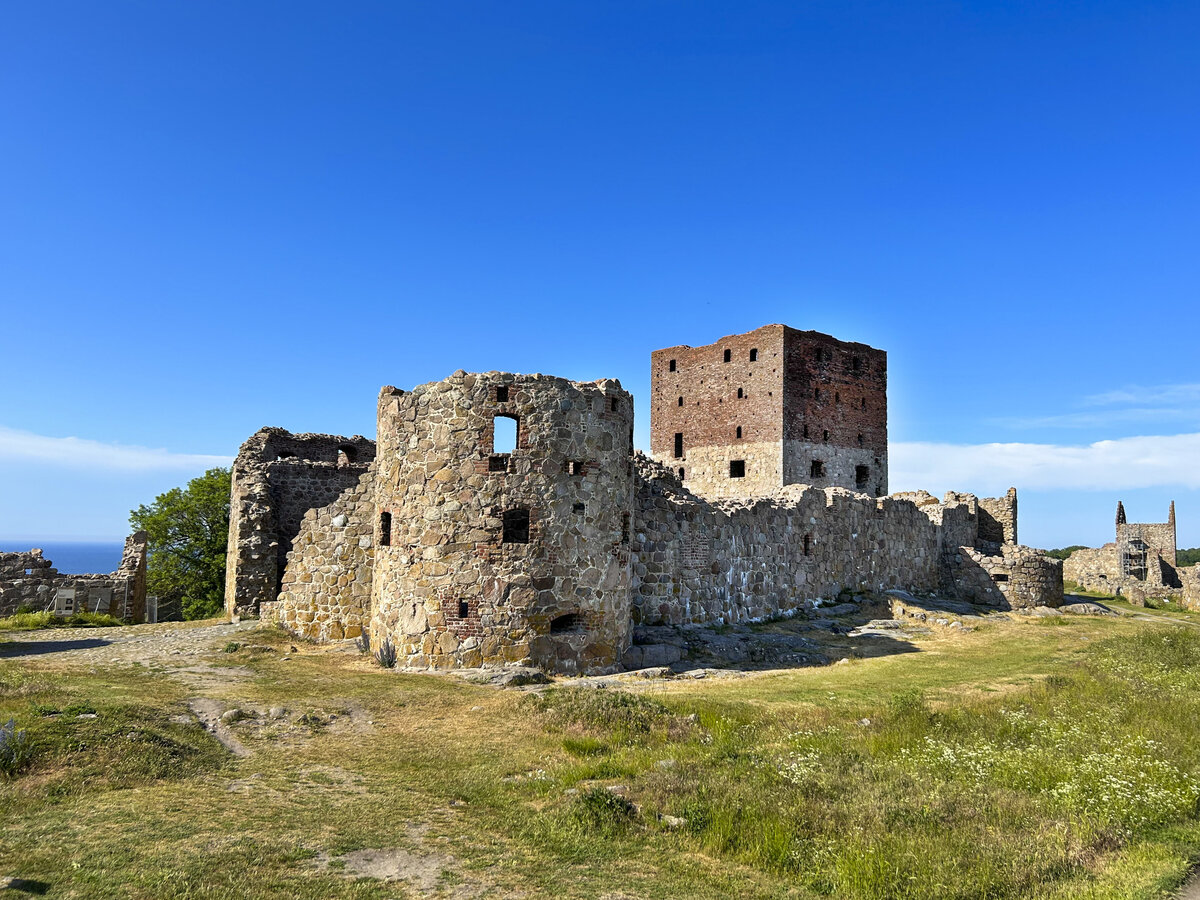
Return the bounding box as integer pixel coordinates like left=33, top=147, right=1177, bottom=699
left=226, top=324, right=1061, bottom=674
left=0, top=532, right=148, bottom=620
left=1064, top=501, right=1196, bottom=601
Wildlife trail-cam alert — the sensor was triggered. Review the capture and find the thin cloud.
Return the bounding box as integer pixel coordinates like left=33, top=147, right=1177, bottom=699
left=0, top=426, right=232, bottom=472
left=892, top=432, right=1200, bottom=497
left=1083, top=383, right=1200, bottom=408
left=996, top=383, right=1200, bottom=429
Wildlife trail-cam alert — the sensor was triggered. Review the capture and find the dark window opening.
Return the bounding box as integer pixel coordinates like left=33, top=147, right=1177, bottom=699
left=550, top=613, right=583, bottom=634
left=621, top=513, right=630, bottom=545
left=678, top=467, right=685, bottom=479
left=457, top=600, right=470, bottom=618
left=737, top=387, right=744, bottom=398
left=337, top=446, right=357, bottom=466
left=736, top=426, right=742, bottom=439
left=803, top=534, right=813, bottom=556
left=856, top=465, right=870, bottom=488
left=493, top=414, right=518, bottom=453
left=276, top=451, right=295, bottom=460
left=749, top=348, right=758, bottom=361
left=992, top=573, right=1010, bottom=583
left=861, top=397, right=868, bottom=410
left=857, top=433, right=864, bottom=447
left=729, top=460, right=746, bottom=478
left=611, top=397, right=619, bottom=412
left=678, top=396, right=684, bottom=406
left=489, top=455, right=508, bottom=472
left=802, top=424, right=809, bottom=439
left=379, top=512, right=392, bottom=547
left=566, top=460, right=584, bottom=476
left=573, top=502, right=585, bottom=513
left=852, top=356, right=862, bottom=373
left=496, top=385, right=509, bottom=402
left=502, top=508, right=530, bottom=544
left=669, top=359, right=676, bottom=371
left=723, top=348, right=731, bottom=362
left=810, top=460, right=825, bottom=478
left=814, top=387, right=821, bottom=400
left=835, top=392, right=841, bottom=405
left=674, top=432, right=683, bottom=459
left=823, top=430, right=830, bottom=442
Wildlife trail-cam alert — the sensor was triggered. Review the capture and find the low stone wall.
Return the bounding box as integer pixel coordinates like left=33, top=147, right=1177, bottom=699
left=274, top=469, right=375, bottom=641
left=0, top=533, right=148, bottom=620
left=1180, top=566, right=1200, bottom=612
left=950, top=544, right=1063, bottom=609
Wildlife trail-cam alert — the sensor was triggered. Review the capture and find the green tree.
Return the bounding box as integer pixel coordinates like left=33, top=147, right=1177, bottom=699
left=130, top=468, right=231, bottom=620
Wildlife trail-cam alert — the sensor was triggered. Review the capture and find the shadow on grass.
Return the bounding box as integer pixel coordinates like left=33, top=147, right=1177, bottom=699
left=0, top=638, right=111, bottom=658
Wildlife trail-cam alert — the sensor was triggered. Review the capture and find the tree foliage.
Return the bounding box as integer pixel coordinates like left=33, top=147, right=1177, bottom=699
left=130, top=468, right=231, bottom=620
left=1044, top=545, right=1087, bottom=560
left=1177, top=547, right=1200, bottom=568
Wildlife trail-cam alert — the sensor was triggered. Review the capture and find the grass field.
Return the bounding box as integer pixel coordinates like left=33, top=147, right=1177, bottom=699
left=2, top=605, right=1200, bottom=899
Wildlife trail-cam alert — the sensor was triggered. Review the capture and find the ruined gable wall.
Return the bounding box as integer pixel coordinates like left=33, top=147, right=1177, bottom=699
left=649, top=325, right=786, bottom=499
left=0, top=533, right=148, bottom=619
left=782, top=328, right=888, bottom=497
left=978, top=488, right=1018, bottom=545
left=272, top=468, right=375, bottom=641
left=1063, top=545, right=1120, bottom=593
left=370, top=373, right=634, bottom=675
left=631, top=456, right=953, bottom=626
left=224, top=428, right=375, bottom=617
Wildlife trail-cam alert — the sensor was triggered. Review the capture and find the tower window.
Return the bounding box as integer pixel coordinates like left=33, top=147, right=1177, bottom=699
left=337, top=446, right=357, bottom=467
left=678, top=467, right=685, bottom=479
left=502, top=508, right=530, bottom=544
left=729, top=460, right=746, bottom=478
left=861, top=397, right=868, bottom=410
left=835, top=392, right=841, bottom=405
left=810, top=460, right=825, bottom=478
left=803, top=534, right=813, bottom=556
left=723, top=348, right=731, bottom=363
left=736, top=426, right=742, bottom=439
left=611, top=397, right=619, bottom=412
left=737, top=387, right=744, bottom=398
left=802, top=424, right=809, bottom=439
left=379, top=512, right=392, bottom=547
left=814, top=387, right=821, bottom=400
left=489, top=455, right=508, bottom=472
left=493, top=414, right=518, bottom=453
left=678, top=396, right=684, bottom=406
left=857, top=433, right=864, bottom=447
left=566, top=460, right=584, bottom=475
left=674, top=433, right=683, bottom=459
left=621, top=513, right=630, bottom=544
left=852, top=356, right=862, bottom=373
left=457, top=600, right=470, bottom=618
left=856, top=465, right=870, bottom=488
left=669, top=359, right=676, bottom=371
left=823, top=430, right=829, bottom=442
left=749, top=348, right=758, bottom=361
left=496, top=385, right=509, bottom=402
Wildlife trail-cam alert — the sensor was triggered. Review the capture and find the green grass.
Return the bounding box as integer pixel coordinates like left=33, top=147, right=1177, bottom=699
left=2, top=612, right=1200, bottom=898
left=0, top=610, right=124, bottom=631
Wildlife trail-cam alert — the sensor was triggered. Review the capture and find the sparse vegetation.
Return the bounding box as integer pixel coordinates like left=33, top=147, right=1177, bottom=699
left=0, top=718, right=32, bottom=778
left=374, top=636, right=397, bottom=668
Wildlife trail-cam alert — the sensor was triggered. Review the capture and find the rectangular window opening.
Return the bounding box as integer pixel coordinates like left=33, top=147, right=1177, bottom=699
left=673, top=432, right=683, bottom=459
left=489, top=455, right=508, bottom=472
left=573, top=502, right=585, bottom=513
left=493, top=414, right=518, bottom=453
left=723, top=348, right=731, bottom=363
left=457, top=600, right=470, bottom=618
left=810, top=460, right=825, bottom=478
left=496, top=385, right=509, bottom=402
left=669, top=359, right=676, bottom=371
left=749, top=348, right=758, bottom=361
left=729, top=460, right=746, bottom=478
left=737, top=387, right=744, bottom=398
left=621, top=513, right=630, bottom=545
left=566, top=460, right=584, bottom=476
left=856, top=465, right=870, bottom=488
left=379, top=512, right=392, bottom=547
left=502, top=508, right=530, bottom=544
left=992, top=573, right=1010, bottom=583
left=735, top=426, right=742, bottom=439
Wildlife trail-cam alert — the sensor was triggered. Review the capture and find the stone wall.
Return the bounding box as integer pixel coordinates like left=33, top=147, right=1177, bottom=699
left=1180, top=566, right=1200, bottom=611
left=224, top=428, right=375, bottom=617
left=978, top=488, right=1018, bottom=545
left=272, top=468, right=375, bottom=641
left=1063, top=545, right=1121, bottom=594
left=370, top=372, right=635, bottom=674
left=630, top=456, right=1032, bottom=625
left=949, top=544, right=1063, bottom=609
left=0, top=532, right=148, bottom=620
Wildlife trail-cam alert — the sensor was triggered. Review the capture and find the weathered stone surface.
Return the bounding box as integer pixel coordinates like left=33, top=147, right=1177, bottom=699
left=0, top=533, right=148, bottom=621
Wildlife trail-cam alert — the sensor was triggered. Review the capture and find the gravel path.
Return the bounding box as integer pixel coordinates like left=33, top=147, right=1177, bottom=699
left=0, top=620, right=260, bottom=665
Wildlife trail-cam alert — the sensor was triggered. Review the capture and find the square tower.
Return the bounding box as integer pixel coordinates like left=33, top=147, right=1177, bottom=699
left=650, top=324, right=887, bottom=500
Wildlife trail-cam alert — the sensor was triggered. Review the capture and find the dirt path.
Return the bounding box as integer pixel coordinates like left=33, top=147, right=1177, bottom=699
left=0, top=620, right=259, bottom=665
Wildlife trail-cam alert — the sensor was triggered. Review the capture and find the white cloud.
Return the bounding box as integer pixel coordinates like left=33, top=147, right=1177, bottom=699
left=0, top=426, right=232, bottom=472
left=892, top=432, right=1200, bottom=496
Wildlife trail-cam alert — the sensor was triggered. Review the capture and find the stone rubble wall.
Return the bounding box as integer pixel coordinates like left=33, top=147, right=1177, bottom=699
left=1064, top=542, right=1183, bottom=600
left=273, top=468, right=375, bottom=641
left=978, top=488, right=1018, bottom=545
left=370, top=372, right=635, bottom=675
left=949, top=544, right=1063, bottom=609
left=224, top=428, right=376, bottom=617
left=0, top=532, right=148, bottom=620
left=1180, top=566, right=1200, bottom=611
left=630, top=455, right=1024, bottom=625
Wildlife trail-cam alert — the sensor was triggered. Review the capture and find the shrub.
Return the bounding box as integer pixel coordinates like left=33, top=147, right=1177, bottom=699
left=570, top=786, right=637, bottom=834
left=356, top=629, right=370, bottom=654
left=221, top=642, right=242, bottom=654
left=0, top=718, right=33, bottom=778
left=375, top=637, right=397, bottom=669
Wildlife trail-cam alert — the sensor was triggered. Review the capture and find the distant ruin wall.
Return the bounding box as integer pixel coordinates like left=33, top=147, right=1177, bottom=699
left=631, top=456, right=1005, bottom=626
left=978, top=488, right=1018, bottom=545
left=272, top=469, right=375, bottom=641
left=1180, top=566, right=1200, bottom=611
left=0, top=532, right=148, bottom=620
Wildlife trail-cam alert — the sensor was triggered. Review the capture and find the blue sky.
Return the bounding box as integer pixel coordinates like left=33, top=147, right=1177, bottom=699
left=2, top=1, right=1198, bottom=548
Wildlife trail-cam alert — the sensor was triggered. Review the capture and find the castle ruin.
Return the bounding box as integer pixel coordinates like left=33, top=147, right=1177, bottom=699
left=0, top=533, right=149, bottom=620
left=225, top=325, right=1063, bottom=674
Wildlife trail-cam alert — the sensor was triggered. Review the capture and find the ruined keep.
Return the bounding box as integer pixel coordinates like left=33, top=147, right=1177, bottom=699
left=226, top=324, right=1063, bottom=674
left=1065, top=501, right=1198, bottom=604
left=650, top=324, right=887, bottom=500
left=0, top=533, right=149, bottom=620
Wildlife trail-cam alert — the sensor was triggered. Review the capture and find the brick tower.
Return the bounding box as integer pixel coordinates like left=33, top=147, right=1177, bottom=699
left=650, top=324, right=887, bottom=500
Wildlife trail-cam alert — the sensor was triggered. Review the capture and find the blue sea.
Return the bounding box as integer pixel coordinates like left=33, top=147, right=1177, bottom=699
left=0, top=541, right=126, bottom=575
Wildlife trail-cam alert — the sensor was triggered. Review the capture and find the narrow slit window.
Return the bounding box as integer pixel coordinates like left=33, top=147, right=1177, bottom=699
left=674, top=432, right=683, bottom=459
left=835, top=392, right=841, bottom=405
left=852, top=356, right=862, bottom=374
left=496, top=385, right=509, bottom=402
left=729, top=460, right=746, bottom=478
left=802, top=424, right=809, bottom=439
left=493, top=415, right=518, bottom=453
left=457, top=600, right=470, bottom=618
left=803, top=534, right=813, bottom=556
left=857, top=433, right=864, bottom=447
left=823, top=430, right=830, bottom=442
left=723, top=348, right=731, bottom=363
left=861, top=397, right=868, bottom=410
left=611, top=397, right=619, bottom=412
left=677, top=467, right=685, bottom=479
left=669, top=359, right=676, bottom=371
left=737, top=387, right=744, bottom=398
left=678, top=396, right=684, bottom=406
left=736, top=426, right=742, bottom=439
left=749, top=348, right=758, bottom=361
left=814, top=387, right=821, bottom=400
left=502, top=508, right=530, bottom=544
left=379, top=512, right=392, bottom=547
left=621, top=513, right=630, bottom=544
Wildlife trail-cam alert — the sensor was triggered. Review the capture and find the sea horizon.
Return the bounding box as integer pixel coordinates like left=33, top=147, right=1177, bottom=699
left=0, top=540, right=126, bottom=575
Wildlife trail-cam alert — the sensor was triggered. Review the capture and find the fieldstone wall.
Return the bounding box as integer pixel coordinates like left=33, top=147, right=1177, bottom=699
left=1065, top=502, right=1183, bottom=599
left=0, top=532, right=148, bottom=620
left=978, top=488, right=1018, bottom=545
left=949, top=544, right=1063, bottom=609
left=1064, top=545, right=1121, bottom=593
left=630, top=456, right=1021, bottom=625
left=224, top=428, right=375, bottom=617
left=272, top=468, right=375, bottom=641
left=1180, top=566, right=1200, bottom=611
left=370, top=372, right=635, bottom=674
